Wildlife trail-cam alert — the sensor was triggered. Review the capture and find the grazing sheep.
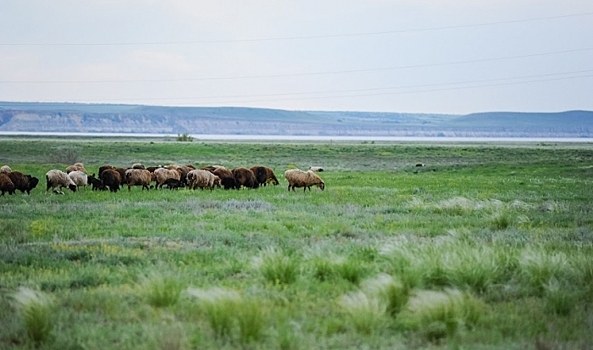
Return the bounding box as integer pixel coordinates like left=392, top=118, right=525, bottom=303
left=250, top=166, right=279, bottom=186
left=284, top=169, right=325, bottom=192
left=46, top=169, right=77, bottom=194
left=0, top=173, right=15, bottom=195
left=204, top=166, right=235, bottom=190
left=100, top=168, right=122, bottom=192
left=8, top=171, right=39, bottom=195
left=309, top=166, right=324, bottom=172
left=154, top=167, right=181, bottom=189
left=232, top=167, right=259, bottom=189
left=98, top=165, right=116, bottom=177
left=163, top=178, right=183, bottom=190
left=88, top=174, right=106, bottom=191
left=131, top=163, right=145, bottom=169
left=173, top=165, right=195, bottom=187
left=67, top=171, right=88, bottom=190
left=187, top=169, right=221, bottom=191
left=125, top=169, right=153, bottom=191
left=1, top=165, right=12, bottom=174
left=66, top=162, right=87, bottom=174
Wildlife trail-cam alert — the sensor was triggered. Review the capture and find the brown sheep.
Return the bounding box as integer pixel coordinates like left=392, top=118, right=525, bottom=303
left=232, top=167, right=259, bottom=190
left=98, top=165, right=115, bottom=176
left=100, top=168, right=122, bottom=192
left=66, top=162, right=87, bottom=174
left=125, top=169, right=153, bottom=191
left=8, top=171, right=39, bottom=195
left=284, top=169, right=325, bottom=192
left=250, top=166, right=279, bottom=186
left=203, top=166, right=235, bottom=190
left=0, top=173, right=15, bottom=195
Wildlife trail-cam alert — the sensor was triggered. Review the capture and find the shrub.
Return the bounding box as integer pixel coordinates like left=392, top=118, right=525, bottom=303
left=176, top=133, right=194, bottom=142
left=12, top=287, right=54, bottom=344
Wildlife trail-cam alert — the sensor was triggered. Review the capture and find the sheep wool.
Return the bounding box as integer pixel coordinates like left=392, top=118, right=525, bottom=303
left=284, top=169, right=325, bottom=192
left=46, top=169, right=77, bottom=194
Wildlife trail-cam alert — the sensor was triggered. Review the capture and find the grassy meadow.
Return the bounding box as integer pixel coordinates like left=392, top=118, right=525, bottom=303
left=0, top=138, right=592, bottom=349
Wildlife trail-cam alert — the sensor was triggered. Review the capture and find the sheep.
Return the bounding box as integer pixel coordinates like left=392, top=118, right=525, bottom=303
left=232, top=167, right=259, bottom=189
left=98, top=165, right=115, bottom=177
left=187, top=169, right=221, bottom=191
left=1, top=165, right=12, bottom=174
left=154, top=167, right=181, bottom=189
left=284, top=169, right=325, bottom=192
left=46, top=169, right=77, bottom=194
left=204, top=166, right=235, bottom=190
left=88, top=174, right=106, bottom=191
left=0, top=173, right=15, bottom=195
left=125, top=169, right=153, bottom=191
left=250, top=166, right=279, bottom=186
left=8, top=171, right=39, bottom=195
left=163, top=178, right=183, bottom=190
left=66, top=162, right=87, bottom=174
left=309, top=166, right=324, bottom=172
left=67, top=171, right=88, bottom=190
left=100, top=168, right=122, bottom=192
left=131, top=163, right=145, bottom=169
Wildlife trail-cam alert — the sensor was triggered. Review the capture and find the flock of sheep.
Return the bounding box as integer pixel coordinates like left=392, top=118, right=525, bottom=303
left=0, top=162, right=325, bottom=196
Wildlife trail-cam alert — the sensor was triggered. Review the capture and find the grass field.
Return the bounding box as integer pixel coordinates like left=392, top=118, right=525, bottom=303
left=1, top=138, right=592, bottom=349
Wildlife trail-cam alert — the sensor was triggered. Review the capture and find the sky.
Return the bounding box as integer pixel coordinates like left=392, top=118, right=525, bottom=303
left=1, top=0, right=592, bottom=115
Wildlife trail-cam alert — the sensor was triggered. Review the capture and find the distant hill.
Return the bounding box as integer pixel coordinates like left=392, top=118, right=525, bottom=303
left=0, top=101, right=592, bottom=137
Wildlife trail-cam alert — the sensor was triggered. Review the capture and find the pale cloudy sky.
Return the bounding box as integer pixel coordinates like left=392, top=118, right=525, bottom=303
left=1, top=1, right=592, bottom=114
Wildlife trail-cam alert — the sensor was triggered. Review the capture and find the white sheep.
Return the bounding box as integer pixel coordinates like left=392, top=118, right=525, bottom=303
left=46, top=169, right=77, bottom=194
left=67, top=170, right=88, bottom=190
left=0, top=165, right=12, bottom=174
left=125, top=169, right=154, bottom=191
left=154, top=167, right=181, bottom=189
left=187, top=169, right=221, bottom=190
left=309, top=166, right=324, bottom=172
left=284, top=169, right=325, bottom=192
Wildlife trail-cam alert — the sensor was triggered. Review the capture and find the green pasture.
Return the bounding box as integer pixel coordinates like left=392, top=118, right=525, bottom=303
left=0, top=138, right=592, bottom=349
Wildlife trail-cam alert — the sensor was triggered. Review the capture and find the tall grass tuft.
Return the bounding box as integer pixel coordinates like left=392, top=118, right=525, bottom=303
left=518, top=248, right=572, bottom=296
left=12, top=287, right=54, bottom=345
left=363, top=274, right=410, bottom=317
left=140, top=271, right=183, bottom=308
left=187, top=287, right=240, bottom=340
left=236, top=299, right=268, bottom=343
left=255, top=248, right=300, bottom=285
left=544, top=278, right=577, bottom=316
left=339, top=290, right=387, bottom=334
left=399, top=288, right=484, bottom=342
left=335, top=258, right=366, bottom=285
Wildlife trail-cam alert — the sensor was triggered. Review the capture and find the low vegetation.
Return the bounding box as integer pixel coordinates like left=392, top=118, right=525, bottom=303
left=0, top=138, right=592, bottom=349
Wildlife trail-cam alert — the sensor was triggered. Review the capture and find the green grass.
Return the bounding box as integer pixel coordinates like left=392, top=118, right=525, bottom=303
left=0, top=138, right=592, bottom=349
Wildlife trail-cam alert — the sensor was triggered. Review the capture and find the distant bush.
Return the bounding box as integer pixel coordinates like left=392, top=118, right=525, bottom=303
left=176, top=133, right=194, bottom=142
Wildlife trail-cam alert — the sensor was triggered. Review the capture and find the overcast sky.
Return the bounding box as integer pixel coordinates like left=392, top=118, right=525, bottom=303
left=1, top=1, right=592, bottom=114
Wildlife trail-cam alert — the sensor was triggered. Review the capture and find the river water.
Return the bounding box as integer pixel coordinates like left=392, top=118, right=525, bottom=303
left=0, top=131, right=591, bottom=143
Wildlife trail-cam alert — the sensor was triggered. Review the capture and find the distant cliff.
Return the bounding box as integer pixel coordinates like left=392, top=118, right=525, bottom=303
left=0, top=102, right=592, bottom=137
